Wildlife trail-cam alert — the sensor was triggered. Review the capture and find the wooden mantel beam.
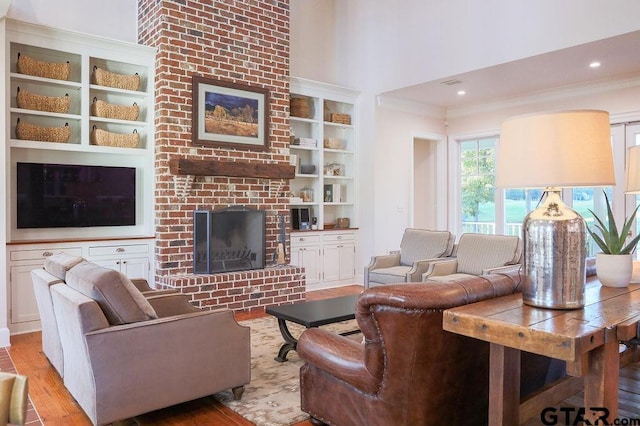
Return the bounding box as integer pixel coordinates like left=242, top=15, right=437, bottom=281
left=170, top=158, right=295, bottom=179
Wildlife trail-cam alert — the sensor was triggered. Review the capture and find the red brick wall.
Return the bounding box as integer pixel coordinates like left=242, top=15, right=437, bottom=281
left=138, top=0, right=302, bottom=309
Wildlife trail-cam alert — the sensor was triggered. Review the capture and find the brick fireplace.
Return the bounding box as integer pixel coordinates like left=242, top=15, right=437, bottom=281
left=137, top=0, right=305, bottom=311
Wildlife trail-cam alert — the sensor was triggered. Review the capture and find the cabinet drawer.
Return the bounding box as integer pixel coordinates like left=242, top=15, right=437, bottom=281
left=290, top=234, right=320, bottom=246
left=322, top=233, right=355, bottom=243
left=10, top=247, right=82, bottom=262
left=88, top=244, right=149, bottom=257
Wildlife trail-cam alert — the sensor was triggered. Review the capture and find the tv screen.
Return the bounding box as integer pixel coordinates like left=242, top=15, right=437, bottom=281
left=17, top=162, right=136, bottom=228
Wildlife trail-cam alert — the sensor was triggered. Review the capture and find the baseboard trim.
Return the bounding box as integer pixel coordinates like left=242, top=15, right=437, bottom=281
left=0, top=327, right=12, bottom=347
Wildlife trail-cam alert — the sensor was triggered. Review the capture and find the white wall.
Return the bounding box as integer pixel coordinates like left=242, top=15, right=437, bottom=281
left=5, top=0, right=137, bottom=42
left=329, top=1, right=640, bottom=274
left=340, top=0, right=640, bottom=93
left=371, top=105, right=446, bottom=254
left=446, top=79, right=640, bottom=135
left=290, top=1, right=338, bottom=84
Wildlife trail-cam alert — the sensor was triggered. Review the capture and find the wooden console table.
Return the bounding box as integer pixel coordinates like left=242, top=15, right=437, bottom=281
left=443, top=281, right=640, bottom=425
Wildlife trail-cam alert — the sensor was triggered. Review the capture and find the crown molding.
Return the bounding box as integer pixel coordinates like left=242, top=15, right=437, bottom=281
left=446, top=75, right=640, bottom=120
left=375, top=94, right=446, bottom=119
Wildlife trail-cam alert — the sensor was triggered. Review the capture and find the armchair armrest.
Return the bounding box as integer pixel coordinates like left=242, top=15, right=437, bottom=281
left=145, top=292, right=200, bottom=317
left=406, top=257, right=450, bottom=282
left=366, top=254, right=401, bottom=270
left=84, top=309, right=251, bottom=406
left=298, top=328, right=378, bottom=394
left=421, top=258, right=458, bottom=281
left=130, top=278, right=153, bottom=292
left=364, top=253, right=401, bottom=287
left=131, top=279, right=179, bottom=298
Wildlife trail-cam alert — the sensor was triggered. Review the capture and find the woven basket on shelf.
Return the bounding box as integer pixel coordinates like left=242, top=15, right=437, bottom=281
left=91, top=126, right=139, bottom=148
left=15, top=118, right=70, bottom=143
left=92, top=66, right=140, bottom=91
left=17, top=53, right=71, bottom=81
left=290, top=97, right=310, bottom=118
left=16, top=87, right=70, bottom=114
left=91, top=98, right=139, bottom=121
left=329, top=113, right=351, bottom=125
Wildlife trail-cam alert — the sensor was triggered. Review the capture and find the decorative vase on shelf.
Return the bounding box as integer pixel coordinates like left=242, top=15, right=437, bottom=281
left=596, top=253, right=633, bottom=287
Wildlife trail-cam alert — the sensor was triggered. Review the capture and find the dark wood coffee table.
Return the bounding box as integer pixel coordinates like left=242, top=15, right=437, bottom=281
left=265, top=294, right=360, bottom=362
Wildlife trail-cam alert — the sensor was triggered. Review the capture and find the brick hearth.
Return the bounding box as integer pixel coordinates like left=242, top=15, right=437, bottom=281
left=138, top=0, right=299, bottom=311
left=157, top=266, right=306, bottom=312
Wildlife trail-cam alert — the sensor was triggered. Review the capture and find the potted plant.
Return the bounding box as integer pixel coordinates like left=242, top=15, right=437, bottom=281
left=587, top=191, right=640, bottom=287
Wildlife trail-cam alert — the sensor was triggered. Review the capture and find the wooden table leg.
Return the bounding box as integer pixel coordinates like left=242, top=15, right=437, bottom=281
left=489, top=343, right=521, bottom=426
left=584, top=328, right=619, bottom=422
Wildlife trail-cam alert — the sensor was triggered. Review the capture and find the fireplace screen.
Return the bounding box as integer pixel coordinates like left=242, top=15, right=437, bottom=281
left=193, top=207, right=266, bottom=274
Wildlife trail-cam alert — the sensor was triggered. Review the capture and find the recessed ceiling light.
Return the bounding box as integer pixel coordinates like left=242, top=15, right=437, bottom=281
left=589, top=61, right=601, bottom=68
left=457, top=90, right=466, bottom=96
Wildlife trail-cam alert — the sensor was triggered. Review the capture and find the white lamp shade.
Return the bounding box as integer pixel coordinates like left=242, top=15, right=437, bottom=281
left=627, top=145, right=640, bottom=193
left=496, top=110, right=615, bottom=188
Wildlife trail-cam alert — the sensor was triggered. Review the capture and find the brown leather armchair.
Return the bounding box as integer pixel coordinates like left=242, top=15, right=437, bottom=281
left=298, top=271, right=562, bottom=426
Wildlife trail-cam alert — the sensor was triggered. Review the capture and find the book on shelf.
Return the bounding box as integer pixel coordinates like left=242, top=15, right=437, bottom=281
left=323, top=184, right=333, bottom=202
left=324, top=183, right=346, bottom=202
left=294, top=137, right=316, bottom=147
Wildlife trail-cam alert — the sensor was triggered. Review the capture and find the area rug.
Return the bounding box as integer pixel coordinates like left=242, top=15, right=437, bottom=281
left=214, top=316, right=358, bottom=426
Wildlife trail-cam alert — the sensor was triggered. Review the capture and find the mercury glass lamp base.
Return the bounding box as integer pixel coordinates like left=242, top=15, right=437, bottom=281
left=522, top=188, right=587, bottom=309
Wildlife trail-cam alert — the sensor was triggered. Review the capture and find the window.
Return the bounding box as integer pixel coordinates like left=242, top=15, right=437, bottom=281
left=503, top=189, right=542, bottom=236
left=456, top=123, right=638, bottom=247
left=575, top=188, right=613, bottom=257
left=460, top=138, right=496, bottom=234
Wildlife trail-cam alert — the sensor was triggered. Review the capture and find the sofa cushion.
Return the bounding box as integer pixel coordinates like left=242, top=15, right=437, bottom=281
left=65, top=262, right=157, bottom=325
left=43, top=252, right=85, bottom=281
left=368, top=266, right=412, bottom=285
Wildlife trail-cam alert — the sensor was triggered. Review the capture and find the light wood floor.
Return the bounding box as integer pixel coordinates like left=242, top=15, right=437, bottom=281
left=8, top=285, right=363, bottom=426
left=8, top=284, right=640, bottom=425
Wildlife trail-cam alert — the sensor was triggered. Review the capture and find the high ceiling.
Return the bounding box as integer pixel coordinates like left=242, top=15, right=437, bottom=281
left=381, top=30, right=640, bottom=111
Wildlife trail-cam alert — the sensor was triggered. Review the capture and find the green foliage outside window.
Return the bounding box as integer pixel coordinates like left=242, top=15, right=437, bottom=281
left=460, top=139, right=495, bottom=222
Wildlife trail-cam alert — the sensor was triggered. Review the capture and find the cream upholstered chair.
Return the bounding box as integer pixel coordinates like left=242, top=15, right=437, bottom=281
left=422, top=233, right=522, bottom=282
left=364, top=229, right=455, bottom=288
left=0, top=372, right=28, bottom=426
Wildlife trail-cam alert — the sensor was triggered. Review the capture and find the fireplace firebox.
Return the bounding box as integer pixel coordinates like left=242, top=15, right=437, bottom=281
left=193, top=207, right=266, bottom=274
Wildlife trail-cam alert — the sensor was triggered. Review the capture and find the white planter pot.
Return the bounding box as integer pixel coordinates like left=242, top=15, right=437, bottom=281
left=596, top=253, right=633, bottom=287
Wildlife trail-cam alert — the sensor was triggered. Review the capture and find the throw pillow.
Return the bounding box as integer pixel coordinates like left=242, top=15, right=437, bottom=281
left=66, top=262, right=157, bottom=325
left=43, top=252, right=85, bottom=281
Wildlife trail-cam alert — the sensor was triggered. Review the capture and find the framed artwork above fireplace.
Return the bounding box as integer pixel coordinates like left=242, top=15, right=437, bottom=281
left=192, top=75, right=269, bottom=150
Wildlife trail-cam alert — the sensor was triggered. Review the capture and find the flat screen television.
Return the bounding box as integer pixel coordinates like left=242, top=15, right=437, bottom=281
left=17, top=162, right=136, bottom=229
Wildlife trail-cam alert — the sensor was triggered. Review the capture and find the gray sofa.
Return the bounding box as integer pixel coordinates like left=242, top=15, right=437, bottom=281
left=31, top=253, right=251, bottom=425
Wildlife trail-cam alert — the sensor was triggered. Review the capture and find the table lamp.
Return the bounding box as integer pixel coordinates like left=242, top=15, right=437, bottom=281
left=496, top=110, right=615, bottom=309
left=627, top=145, right=640, bottom=194
left=628, top=145, right=640, bottom=283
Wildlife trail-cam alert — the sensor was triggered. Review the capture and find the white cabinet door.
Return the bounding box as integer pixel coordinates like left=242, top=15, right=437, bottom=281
left=91, top=259, right=122, bottom=272
left=322, top=243, right=354, bottom=282
left=338, top=243, right=355, bottom=281
left=121, top=257, right=149, bottom=280
left=322, top=245, right=341, bottom=282
left=291, top=246, right=321, bottom=285
left=92, top=257, right=149, bottom=280
left=10, top=263, right=42, bottom=324
left=291, top=234, right=321, bottom=285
